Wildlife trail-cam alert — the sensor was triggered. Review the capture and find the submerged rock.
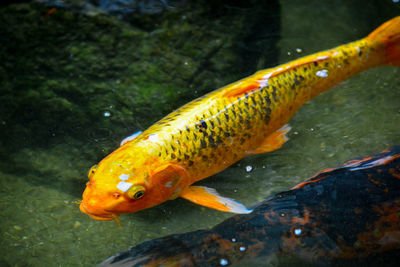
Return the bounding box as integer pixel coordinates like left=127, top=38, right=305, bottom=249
left=100, top=147, right=400, bottom=266
left=34, top=0, right=177, bottom=17
left=0, top=1, right=280, bottom=171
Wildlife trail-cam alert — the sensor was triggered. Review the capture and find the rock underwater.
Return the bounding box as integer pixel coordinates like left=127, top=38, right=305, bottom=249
left=100, top=146, right=400, bottom=266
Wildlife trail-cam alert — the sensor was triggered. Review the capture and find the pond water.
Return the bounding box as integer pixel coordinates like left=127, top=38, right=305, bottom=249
left=0, top=0, right=399, bottom=266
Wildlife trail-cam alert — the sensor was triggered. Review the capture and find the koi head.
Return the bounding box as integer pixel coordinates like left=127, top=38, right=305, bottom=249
left=80, top=144, right=187, bottom=221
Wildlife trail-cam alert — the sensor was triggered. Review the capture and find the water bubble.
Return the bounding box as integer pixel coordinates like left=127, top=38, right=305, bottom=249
left=104, top=111, right=111, bottom=117
left=316, top=69, right=328, bottom=77
left=231, top=238, right=236, bottom=242
left=239, top=246, right=246, bottom=252
left=296, top=48, right=302, bottom=53
left=220, top=258, right=229, bottom=266
left=245, top=166, right=253, bottom=172
left=294, top=227, right=303, bottom=236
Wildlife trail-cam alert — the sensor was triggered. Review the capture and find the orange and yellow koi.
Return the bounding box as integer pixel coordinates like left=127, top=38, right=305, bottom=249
left=80, top=17, right=400, bottom=221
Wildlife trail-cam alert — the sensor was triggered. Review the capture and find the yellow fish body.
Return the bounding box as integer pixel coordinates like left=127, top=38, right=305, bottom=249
left=80, top=17, right=400, bottom=221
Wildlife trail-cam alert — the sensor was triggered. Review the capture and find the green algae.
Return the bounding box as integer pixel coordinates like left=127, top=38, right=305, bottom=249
left=0, top=0, right=399, bottom=266
left=0, top=1, right=280, bottom=161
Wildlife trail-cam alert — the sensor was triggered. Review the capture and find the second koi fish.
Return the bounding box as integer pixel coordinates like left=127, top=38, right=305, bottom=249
left=80, top=17, right=400, bottom=222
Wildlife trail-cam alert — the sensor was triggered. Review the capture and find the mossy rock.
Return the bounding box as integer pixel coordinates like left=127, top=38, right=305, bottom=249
left=0, top=0, right=280, bottom=168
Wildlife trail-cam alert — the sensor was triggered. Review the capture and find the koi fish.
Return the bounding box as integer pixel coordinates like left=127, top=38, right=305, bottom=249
left=99, top=146, right=400, bottom=266
left=80, top=17, right=400, bottom=221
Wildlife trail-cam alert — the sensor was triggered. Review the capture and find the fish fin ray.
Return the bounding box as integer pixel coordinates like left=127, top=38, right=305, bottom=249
left=180, top=186, right=252, bottom=214
left=248, top=124, right=291, bottom=155
left=349, top=155, right=400, bottom=171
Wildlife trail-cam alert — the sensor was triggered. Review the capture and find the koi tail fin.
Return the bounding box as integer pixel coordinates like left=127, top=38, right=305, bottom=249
left=367, top=16, right=400, bottom=66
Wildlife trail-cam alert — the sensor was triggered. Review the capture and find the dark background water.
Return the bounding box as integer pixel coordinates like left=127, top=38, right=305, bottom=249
left=0, top=0, right=399, bottom=266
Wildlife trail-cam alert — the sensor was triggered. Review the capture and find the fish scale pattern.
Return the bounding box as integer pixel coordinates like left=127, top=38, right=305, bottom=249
left=133, top=38, right=381, bottom=183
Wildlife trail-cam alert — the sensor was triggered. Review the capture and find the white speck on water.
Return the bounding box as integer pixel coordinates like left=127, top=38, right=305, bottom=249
left=316, top=69, right=328, bottom=77
left=287, top=51, right=291, bottom=55
left=104, top=111, right=111, bottom=117
left=296, top=48, right=302, bottom=53
left=184, top=61, right=188, bottom=65
left=231, top=238, right=236, bottom=242
left=239, top=246, right=246, bottom=252
left=245, top=166, right=253, bottom=172
left=294, top=228, right=303, bottom=236
left=220, top=259, right=229, bottom=266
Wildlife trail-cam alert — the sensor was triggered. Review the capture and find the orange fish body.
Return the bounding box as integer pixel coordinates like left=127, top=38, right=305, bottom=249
left=80, top=17, right=400, bottom=221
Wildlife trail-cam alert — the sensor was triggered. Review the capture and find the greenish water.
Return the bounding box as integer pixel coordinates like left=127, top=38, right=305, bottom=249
left=0, top=1, right=399, bottom=266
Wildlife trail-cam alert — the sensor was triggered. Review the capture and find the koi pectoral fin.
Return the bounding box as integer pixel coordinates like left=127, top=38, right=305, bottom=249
left=248, top=124, right=291, bottom=155
left=180, top=186, right=252, bottom=214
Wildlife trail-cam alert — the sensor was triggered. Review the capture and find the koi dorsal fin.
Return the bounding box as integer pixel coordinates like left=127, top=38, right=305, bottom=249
left=222, top=54, right=332, bottom=98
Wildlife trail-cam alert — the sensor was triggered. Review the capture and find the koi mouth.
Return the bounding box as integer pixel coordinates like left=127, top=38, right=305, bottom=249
left=79, top=201, right=117, bottom=221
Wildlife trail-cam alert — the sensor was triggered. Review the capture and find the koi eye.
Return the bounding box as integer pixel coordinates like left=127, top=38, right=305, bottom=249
left=88, top=164, right=98, bottom=179
left=127, top=185, right=146, bottom=200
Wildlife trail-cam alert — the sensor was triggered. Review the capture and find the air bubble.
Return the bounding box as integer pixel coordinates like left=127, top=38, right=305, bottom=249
left=245, top=166, right=253, bottom=172
left=294, top=227, right=303, bottom=236
left=220, top=258, right=229, bottom=266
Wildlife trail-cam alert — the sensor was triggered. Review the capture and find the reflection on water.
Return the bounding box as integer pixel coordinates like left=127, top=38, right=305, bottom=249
left=0, top=0, right=399, bottom=266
